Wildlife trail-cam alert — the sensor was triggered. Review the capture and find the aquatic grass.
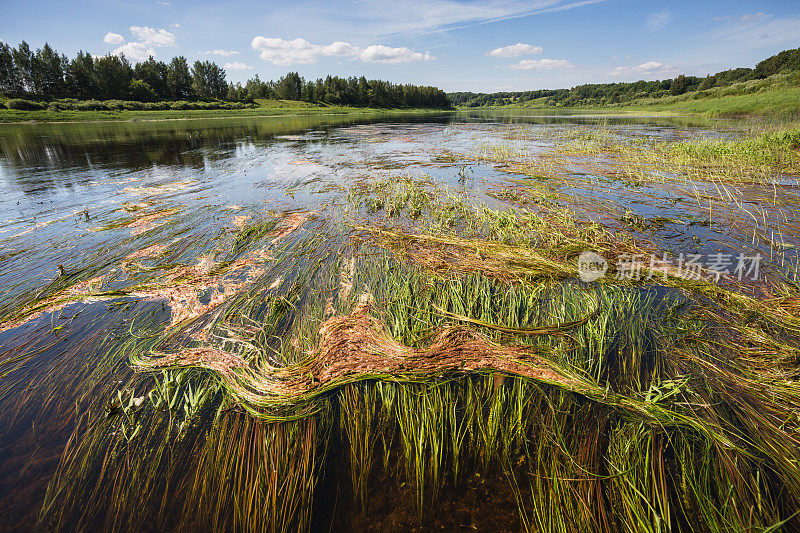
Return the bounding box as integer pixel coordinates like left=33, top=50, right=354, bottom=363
left=94, top=234, right=799, bottom=529
left=8, top=123, right=800, bottom=532
left=0, top=209, right=311, bottom=337
left=546, top=123, right=800, bottom=185
left=465, top=136, right=800, bottom=287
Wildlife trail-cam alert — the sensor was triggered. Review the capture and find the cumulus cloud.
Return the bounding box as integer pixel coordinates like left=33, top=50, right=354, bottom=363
left=360, top=45, right=433, bottom=63
left=170, top=23, right=181, bottom=28
left=644, top=11, right=672, bottom=32
left=130, top=26, right=177, bottom=47
left=251, top=37, right=357, bottom=65
left=103, top=32, right=125, bottom=45
left=199, top=49, right=240, bottom=56
left=509, top=58, right=573, bottom=70
left=612, top=61, right=680, bottom=79
left=105, top=26, right=176, bottom=61
left=224, top=61, right=254, bottom=70
left=487, top=43, right=543, bottom=58
left=251, top=36, right=433, bottom=65
left=112, top=42, right=156, bottom=62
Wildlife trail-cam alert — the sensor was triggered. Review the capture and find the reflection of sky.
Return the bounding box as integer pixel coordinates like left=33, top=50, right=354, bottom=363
left=0, top=115, right=741, bottom=237
left=3, top=112, right=793, bottom=306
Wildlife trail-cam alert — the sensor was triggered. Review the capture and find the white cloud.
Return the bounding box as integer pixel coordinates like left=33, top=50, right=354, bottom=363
left=199, top=49, right=240, bottom=56
left=368, top=0, right=606, bottom=37
left=359, top=45, right=433, bottom=63
left=251, top=37, right=358, bottom=64
left=509, top=58, right=574, bottom=70
left=700, top=13, right=800, bottom=49
left=644, top=11, right=672, bottom=33
left=251, top=36, right=432, bottom=65
left=713, top=12, right=767, bottom=23
left=112, top=42, right=156, bottom=62
left=487, top=43, right=543, bottom=58
left=157, top=1, right=171, bottom=5
left=106, top=26, right=177, bottom=62
left=259, top=0, right=604, bottom=43
left=130, top=26, right=177, bottom=47
left=612, top=61, right=680, bottom=79
left=103, top=32, right=125, bottom=45
left=224, top=61, right=254, bottom=70
left=170, top=23, right=181, bottom=28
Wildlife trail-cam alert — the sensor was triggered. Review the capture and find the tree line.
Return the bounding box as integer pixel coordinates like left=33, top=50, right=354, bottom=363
left=0, top=41, right=225, bottom=100
left=229, top=71, right=450, bottom=108
left=0, top=40, right=451, bottom=109
left=449, top=46, right=800, bottom=108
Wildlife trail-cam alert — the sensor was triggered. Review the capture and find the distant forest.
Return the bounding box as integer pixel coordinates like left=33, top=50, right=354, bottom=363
left=0, top=41, right=452, bottom=109
left=449, top=47, right=800, bottom=108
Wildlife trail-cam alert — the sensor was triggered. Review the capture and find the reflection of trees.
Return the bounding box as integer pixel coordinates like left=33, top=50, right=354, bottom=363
left=0, top=112, right=709, bottom=195
left=456, top=110, right=715, bottom=128
left=0, top=114, right=453, bottom=193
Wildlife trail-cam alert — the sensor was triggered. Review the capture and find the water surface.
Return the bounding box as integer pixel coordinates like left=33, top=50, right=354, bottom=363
left=0, top=110, right=793, bottom=530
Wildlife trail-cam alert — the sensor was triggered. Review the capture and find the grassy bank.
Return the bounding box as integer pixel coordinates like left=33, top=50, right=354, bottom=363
left=464, top=73, right=800, bottom=117
left=616, top=78, right=800, bottom=117
left=0, top=99, right=451, bottom=123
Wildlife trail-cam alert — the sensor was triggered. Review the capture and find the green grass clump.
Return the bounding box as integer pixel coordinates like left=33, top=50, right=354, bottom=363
left=666, top=125, right=800, bottom=172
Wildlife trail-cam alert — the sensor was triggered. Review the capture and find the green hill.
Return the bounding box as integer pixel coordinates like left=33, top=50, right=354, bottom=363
left=450, top=46, right=800, bottom=116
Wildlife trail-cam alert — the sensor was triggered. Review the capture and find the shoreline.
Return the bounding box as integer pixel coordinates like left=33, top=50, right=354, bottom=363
left=0, top=106, right=454, bottom=125
left=455, top=106, right=787, bottom=119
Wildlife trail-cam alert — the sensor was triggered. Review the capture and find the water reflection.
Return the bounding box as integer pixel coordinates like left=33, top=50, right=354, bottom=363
left=0, top=110, right=749, bottom=305
left=0, top=111, right=731, bottom=178
left=0, top=114, right=452, bottom=177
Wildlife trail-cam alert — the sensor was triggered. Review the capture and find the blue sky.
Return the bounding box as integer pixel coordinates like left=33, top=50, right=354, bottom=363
left=2, top=0, right=800, bottom=92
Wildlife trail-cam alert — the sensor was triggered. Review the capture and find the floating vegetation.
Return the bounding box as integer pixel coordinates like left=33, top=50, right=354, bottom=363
left=36, top=241, right=800, bottom=531
left=123, top=179, right=199, bottom=197
left=125, top=208, right=178, bottom=235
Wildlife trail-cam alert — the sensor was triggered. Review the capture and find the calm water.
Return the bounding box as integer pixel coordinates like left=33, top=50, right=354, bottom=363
left=0, top=112, right=743, bottom=303
left=0, top=110, right=793, bottom=529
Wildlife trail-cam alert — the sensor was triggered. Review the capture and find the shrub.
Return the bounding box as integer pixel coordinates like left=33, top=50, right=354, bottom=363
left=143, top=102, right=169, bottom=110
left=105, top=100, right=146, bottom=111
left=48, top=101, right=74, bottom=110
left=6, top=99, right=46, bottom=111
left=75, top=100, right=109, bottom=111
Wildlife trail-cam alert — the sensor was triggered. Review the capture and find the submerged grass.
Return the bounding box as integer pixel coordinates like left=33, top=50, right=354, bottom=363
left=467, top=121, right=800, bottom=280
left=4, top=122, right=800, bottom=532
left=33, top=187, right=800, bottom=531
left=572, top=127, right=800, bottom=185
